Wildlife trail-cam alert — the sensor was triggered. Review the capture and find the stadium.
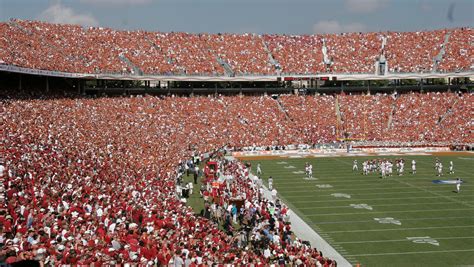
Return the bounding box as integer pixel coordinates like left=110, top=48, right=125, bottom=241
left=0, top=1, right=473, bottom=266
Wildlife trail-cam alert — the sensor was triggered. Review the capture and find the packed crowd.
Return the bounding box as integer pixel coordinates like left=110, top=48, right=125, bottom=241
left=1, top=92, right=343, bottom=265
left=199, top=159, right=335, bottom=266
left=386, top=91, right=472, bottom=143
left=0, top=19, right=471, bottom=75
left=438, top=28, right=473, bottom=72
left=263, top=34, right=326, bottom=74
left=1, top=90, right=472, bottom=265
left=323, top=32, right=382, bottom=73
left=338, top=94, right=394, bottom=141
left=206, top=33, right=274, bottom=75
left=278, top=95, right=337, bottom=144
left=383, top=30, right=447, bottom=73
left=277, top=92, right=473, bottom=144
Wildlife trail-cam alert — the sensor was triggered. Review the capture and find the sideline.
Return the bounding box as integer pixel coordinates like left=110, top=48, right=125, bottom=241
left=228, top=153, right=353, bottom=266
left=245, top=171, right=353, bottom=267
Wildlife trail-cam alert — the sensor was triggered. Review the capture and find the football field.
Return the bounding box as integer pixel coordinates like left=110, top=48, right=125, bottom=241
left=246, top=154, right=474, bottom=266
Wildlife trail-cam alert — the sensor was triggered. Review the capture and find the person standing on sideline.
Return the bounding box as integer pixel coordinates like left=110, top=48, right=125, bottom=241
left=185, top=163, right=190, bottom=177
left=193, top=165, right=199, bottom=184
left=271, top=187, right=278, bottom=202
left=257, top=163, right=262, bottom=176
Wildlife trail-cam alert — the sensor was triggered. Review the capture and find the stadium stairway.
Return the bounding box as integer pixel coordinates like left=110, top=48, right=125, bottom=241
left=216, top=57, right=235, bottom=76
left=335, top=96, right=344, bottom=137
left=274, top=97, right=293, bottom=121
left=8, top=20, right=32, bottom=35
left=387, top=103, right=397, bottom=130
left=432, top=31, right=452, bottom=73
left=322, top=39, right=332, bottom=66
left=261, top=37, right=281, bottom=72
left=118, top=53, right=144, bottom=75
left=437, top=98, right=457, bottom=125
left=144, top=36, right=179, bottom=72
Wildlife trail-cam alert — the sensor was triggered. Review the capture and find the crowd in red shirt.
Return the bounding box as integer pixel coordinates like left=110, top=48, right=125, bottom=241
left=383, top=30, right=448, bottom=73
left=1, top=89, right=472, bottom=265
left=1, top=92, right=341, bottom=266
left=438, top=28, right=473, bottom=73
left=0, top=19, right=471, bottom=75
left=336, top=92, right=473, bottom=143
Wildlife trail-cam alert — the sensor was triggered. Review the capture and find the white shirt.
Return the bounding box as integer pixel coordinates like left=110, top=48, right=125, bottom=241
left=96, top=208, right=103, bottom=217
left=263, top=248, right=271, bottom=258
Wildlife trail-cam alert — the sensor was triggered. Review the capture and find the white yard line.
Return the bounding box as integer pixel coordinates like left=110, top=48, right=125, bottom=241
left=391, top=178, right=474, bottom=208
left=415, top=159, right=473, bottom=176
left=255, top=175, right=353, bottom=267
left=325, top=225, right=474, bottom=234
left=297, top=202, right=473, bottom=210
left=274, top=181, right=389, bottom=186
left=283, top=189, right=474, bottom=196
left=273, top=178, right=473, bottom=185
left=245, top=152, right=473, bottom=265
left=307, top=208, right=474, bottom=217
left=336, top=236, right=474, bottom=244
left=345, top=249, right=474, bottom=257
left=290, top=195, right=473, bottom=204
left=312, top=216, right=474, bottom=225
left=278, top=185, right=473, bottom=192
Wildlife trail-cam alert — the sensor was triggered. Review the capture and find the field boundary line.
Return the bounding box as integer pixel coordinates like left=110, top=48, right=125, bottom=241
left=248, top=172, right=353, bottom=266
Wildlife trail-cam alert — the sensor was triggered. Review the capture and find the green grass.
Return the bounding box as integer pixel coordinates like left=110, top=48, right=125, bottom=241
left=182, top=170, right=205, bottom=215
left=248, top=155, right=474, bottom=267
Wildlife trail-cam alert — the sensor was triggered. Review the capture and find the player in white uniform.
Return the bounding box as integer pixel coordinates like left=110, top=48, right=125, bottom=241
left=411, top=159, right=416, bottom=174
left=308, top=164, right=313, bottom=179
left=434, top=159, right=440, bottom=175
left=380, top=161, right=386, bottom=178
left=455, top=178, right=462, bottom=193
left=448, top=161, right=454, bottom=174
left=388, top=161, right=393, bottom=176
left=256, top=163, right=262, bottom=176
left=268, top=176, right=273, bottom=190
left=362, top=161, right=368, bottom=175
left=399, top=160, right=404, bottom=176
left=353, top=160, right=358, bottom=171
left=437, top=162, right=443, bottom=176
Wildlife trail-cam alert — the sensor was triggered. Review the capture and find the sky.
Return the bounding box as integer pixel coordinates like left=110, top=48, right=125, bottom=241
left=0, top=0, right=472, bottom=34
